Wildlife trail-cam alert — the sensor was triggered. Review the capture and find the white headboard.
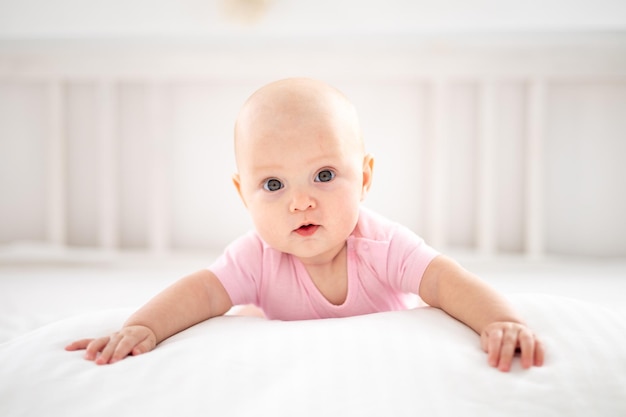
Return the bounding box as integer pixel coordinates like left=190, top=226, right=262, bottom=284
left=1, top=34, right=625, bottom=257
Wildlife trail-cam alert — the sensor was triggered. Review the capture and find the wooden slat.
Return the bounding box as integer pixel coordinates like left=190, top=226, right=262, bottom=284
left=96, top=81, right=118, bottom=250
left=477, top=80, right=497, bottom=256
left=46, top=80, right=67, bottom=246
left=146, top=83, right=171, bottom=254
left=426, top=79, right=449, bottom=250
left=525, top=79, right=546, bottom=258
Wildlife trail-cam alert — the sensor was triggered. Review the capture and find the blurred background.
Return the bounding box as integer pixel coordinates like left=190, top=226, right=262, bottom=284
left=1, top=0, right=625, bottom=259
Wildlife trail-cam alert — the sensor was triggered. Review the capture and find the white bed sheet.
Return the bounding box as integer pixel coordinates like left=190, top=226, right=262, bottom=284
left=2, top=252, right=626, bottom=416
left=1, top=293, right=625, bottom=417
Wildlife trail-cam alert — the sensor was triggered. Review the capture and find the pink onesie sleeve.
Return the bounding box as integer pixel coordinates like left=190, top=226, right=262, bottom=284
left=385, top=222, right=440, bottom=295
left=208, top=231, right=265, bottom=307
left=352, top=208, right=439, bottom=297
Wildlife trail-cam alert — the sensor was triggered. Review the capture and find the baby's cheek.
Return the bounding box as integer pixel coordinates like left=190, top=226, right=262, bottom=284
left=253, top=217, right=285, bottom=248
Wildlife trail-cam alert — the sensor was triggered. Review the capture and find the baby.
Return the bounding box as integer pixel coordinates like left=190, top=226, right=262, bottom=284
left=66, top=78, right=544, bottom=372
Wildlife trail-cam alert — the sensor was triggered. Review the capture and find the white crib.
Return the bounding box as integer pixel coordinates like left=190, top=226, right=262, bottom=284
left=1, top=33, right=626, bottom=258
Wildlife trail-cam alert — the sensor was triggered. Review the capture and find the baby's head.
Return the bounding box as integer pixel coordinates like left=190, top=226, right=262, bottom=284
left=232, top=78, right=374, bottom=263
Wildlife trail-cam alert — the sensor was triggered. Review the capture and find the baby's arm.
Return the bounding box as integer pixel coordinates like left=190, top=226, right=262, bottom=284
left=65, top=269, right=233, bottom=365
left=418, top=255, right=545, bottom=372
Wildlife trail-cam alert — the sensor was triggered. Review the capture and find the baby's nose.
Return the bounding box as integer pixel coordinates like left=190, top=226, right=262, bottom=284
left=289, top=189, right=316, bottom=212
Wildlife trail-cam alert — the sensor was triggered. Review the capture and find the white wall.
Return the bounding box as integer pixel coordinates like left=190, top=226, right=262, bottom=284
left=1, top=1, right=626, bottom=257
left=1, top=0, right=625, bottom=38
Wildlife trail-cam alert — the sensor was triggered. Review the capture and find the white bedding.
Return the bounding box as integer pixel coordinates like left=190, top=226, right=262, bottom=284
left=1, top=293, right=625, bottom=417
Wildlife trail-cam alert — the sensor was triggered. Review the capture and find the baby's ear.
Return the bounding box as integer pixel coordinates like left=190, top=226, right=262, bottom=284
left=360, top=154, right=374, bottom=200
left=232, top=173, right=248, bottom=208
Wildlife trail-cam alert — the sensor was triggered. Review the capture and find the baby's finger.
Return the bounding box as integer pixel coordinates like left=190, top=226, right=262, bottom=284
left=109, top=334, right=145, bottom=363
left=486, top=328, right=503, bottom=368
left=64, top=338, right=94, bottom=351
left=84, top=337, right=111, bottom=361
left=95, top=334, right=122, bottom=365
left=131, top=337, right=154, bottom=356
left=497, top=328, right=518, bottom=372
left=534, top=337, right=545, bottom=367
left=518, top=328, right=535, bottom=369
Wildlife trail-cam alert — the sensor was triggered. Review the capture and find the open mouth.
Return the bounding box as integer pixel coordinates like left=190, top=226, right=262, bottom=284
left=294, top=224, right=319, bottom=237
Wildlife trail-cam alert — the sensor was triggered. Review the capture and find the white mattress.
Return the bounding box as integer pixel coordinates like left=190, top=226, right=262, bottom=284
left=1, top=294, right=625, bottom=416
left=1, top=251, right=626, bottom=416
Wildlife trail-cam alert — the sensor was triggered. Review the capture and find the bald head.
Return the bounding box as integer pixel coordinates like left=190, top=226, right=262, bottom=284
left=234, top=78, right=364, bottom=169
left=230, top=79, right=375, bottom=258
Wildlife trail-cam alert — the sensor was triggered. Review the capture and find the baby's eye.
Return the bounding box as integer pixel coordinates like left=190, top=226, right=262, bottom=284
left=263, top=178, right=284, bottom=192
left=315, top=169, right=335, bottom=183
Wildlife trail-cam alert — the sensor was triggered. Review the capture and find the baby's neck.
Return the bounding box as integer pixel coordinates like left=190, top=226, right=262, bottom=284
left=296, top=241, right=347, bottom=269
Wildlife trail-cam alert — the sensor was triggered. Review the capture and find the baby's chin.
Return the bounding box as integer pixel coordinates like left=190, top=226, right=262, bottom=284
left=286, top=242, right=350, bottom=266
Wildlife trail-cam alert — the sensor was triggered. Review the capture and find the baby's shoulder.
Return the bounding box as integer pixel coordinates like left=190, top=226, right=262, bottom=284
left=354, top=207, right=402, bottom=241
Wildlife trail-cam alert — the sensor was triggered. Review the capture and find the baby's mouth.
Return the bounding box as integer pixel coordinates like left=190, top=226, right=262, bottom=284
left=294, top=224, right=319, bottom=237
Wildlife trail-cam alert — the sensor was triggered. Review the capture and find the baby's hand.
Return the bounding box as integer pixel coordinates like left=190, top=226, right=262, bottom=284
left=480, top=322, right=545, bottom=372
left=65, top=325, right=157, bottom=365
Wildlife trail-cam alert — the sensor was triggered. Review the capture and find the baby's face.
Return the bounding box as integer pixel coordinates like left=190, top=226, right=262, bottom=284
left=233, top=79, right=373, bottom=264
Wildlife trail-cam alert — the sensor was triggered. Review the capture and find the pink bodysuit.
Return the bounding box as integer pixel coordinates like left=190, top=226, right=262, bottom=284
left=209, top=207, right=439, bottom=320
